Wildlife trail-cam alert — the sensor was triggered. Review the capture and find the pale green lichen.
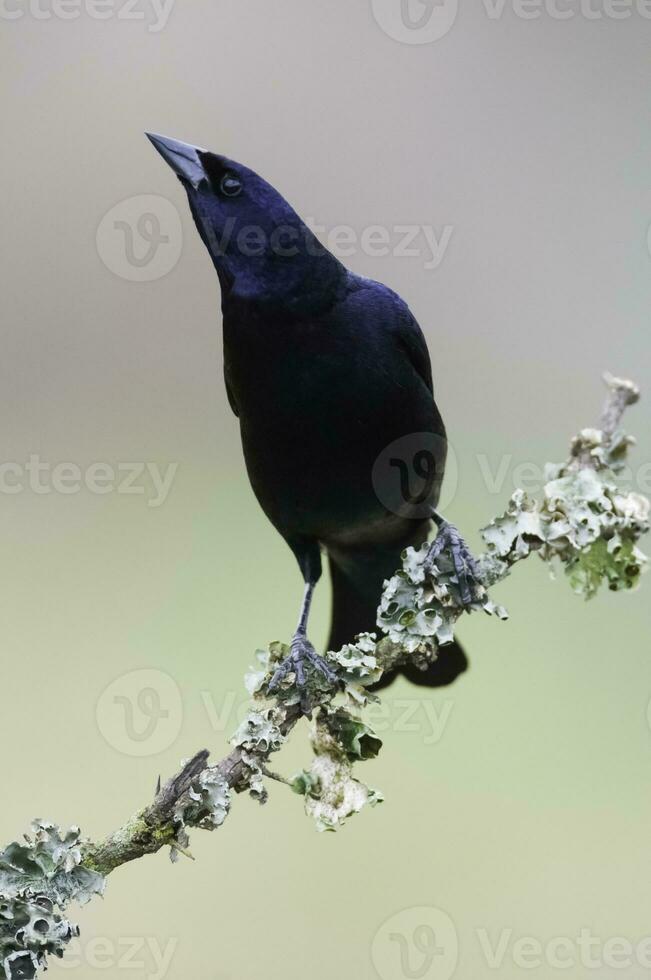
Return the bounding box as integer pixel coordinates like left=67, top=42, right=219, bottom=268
left=239, top=752, right=268, bottom=803
left=0, top=822, right=105, bottom=979
left=230, top=708, right=286, bottom=805
left=326, top=633, right=383, bottom=690
left=244, top=644, right=284, bottom=697
left=377, top=538, right=508, bottom=661
left=321, top=707, right=382, bottom=762
left=290, top=769, right=321, bottom=798
left=539, top=469, right=649, bottom=597
left=230, top=710, right=285, bottom=754
left=293, top=718, right=383, bottom=832
left=481, top=441, right=649, bottom=599
left=173, top=769, right=231, bottom=833
left=171, top=767, right=232, bottom=862
left=246, top=643, right=385, bottom=829
left=480, top=488, right=547, bottom=573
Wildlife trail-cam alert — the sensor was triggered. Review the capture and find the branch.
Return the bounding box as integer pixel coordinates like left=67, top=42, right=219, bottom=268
left=0, top=373, right=648, bottom=980
left=85, top=704, right=302, bottom=876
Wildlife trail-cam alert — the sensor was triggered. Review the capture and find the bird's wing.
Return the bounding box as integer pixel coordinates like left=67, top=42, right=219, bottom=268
left=224, top=372, right=239, bottom=417
left=392, top=306, right=434, bottom=394
left=349, top=277, right=434, bottom=394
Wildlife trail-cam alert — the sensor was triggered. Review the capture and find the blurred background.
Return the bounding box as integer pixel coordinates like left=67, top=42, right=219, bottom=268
left=2, top=2, right=651, bottom=977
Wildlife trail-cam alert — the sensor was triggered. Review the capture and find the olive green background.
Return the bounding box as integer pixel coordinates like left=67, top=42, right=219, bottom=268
left=2, top=1, right=651, bottom=977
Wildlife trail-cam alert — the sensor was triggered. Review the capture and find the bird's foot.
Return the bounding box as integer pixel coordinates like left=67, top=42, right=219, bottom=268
left=267, top=634, right=339, bottom=715
left=426, top=518, right=482, bottom=607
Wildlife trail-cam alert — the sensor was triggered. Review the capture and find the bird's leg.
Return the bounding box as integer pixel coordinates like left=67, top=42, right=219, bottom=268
left=426, top=511, right=482, bottom=607
left=267, top=581, right=339, bottom=713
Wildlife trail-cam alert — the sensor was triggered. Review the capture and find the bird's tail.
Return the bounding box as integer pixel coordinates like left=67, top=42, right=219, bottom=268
left=326, top=523, right=468, bottom=690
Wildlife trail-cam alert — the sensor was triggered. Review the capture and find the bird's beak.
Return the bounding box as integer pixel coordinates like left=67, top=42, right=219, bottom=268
left=146, top=132, right=207, bottom=189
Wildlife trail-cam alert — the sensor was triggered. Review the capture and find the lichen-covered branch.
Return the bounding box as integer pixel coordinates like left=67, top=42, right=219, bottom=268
left=84, top=704, right=302, bottom=877
left=376, top=372, right=647, bottom=667
left=1, top=373, right=647, bottom=980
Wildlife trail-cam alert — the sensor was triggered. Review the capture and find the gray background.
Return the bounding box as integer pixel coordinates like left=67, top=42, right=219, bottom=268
left=2, top=1, right=651, bottom=978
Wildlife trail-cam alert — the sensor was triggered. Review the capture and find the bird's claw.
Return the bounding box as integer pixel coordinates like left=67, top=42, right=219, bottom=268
left=426, top=519, right=482, bottom=607
left=267, top=634, right=339, bottom=714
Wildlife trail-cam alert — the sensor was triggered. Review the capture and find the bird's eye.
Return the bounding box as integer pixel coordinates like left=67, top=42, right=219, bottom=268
left=220, top=172, right=243, bottom=197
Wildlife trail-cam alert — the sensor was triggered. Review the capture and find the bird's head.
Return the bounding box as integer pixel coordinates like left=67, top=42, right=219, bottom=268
left=146, top=133, right=341, bottom=307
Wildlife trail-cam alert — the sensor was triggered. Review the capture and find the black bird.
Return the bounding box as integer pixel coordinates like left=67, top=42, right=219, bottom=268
left=147, top=133, right=473, bottom=703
